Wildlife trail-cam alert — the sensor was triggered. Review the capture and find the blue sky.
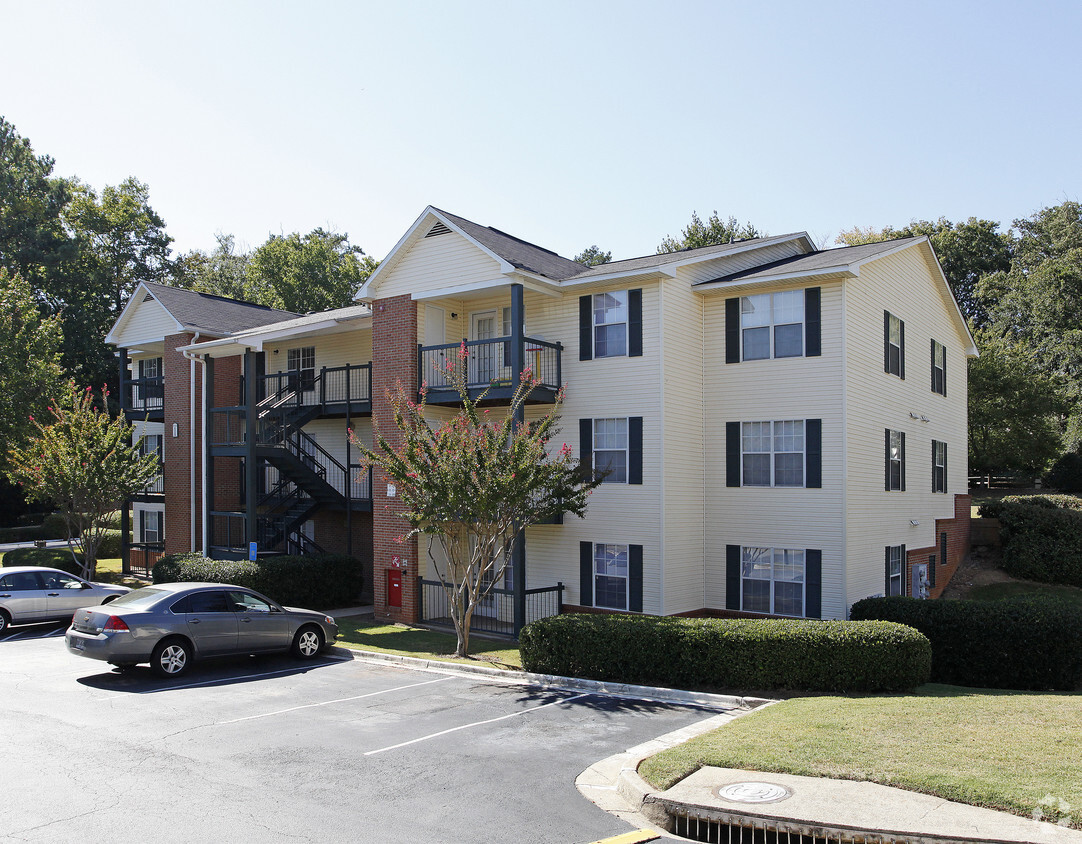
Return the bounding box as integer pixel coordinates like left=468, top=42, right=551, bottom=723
left=2, top=0, right=1078, bottom=262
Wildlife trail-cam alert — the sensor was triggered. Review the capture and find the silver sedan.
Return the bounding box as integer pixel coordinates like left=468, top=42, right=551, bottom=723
left=0, top=567, right=129, bottom=632
left=66, top=582, right=339, bottom=677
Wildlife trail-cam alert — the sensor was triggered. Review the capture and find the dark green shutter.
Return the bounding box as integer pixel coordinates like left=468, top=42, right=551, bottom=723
left=943, top=441, right=947, bottom=491
left=884, top=547, right=890, bottom=595
left=900, top=431, right=906, bottom=491
left=805, top=288, right=821, bottom=357
left=806, top=419, right=822, bottom=488
left=139, top=512, right=146, bottom=543
left=628, top=417, right=643, bottom=485
left=899, top=319, right=906, bottom=380
left=805, top=549, right=822, bottom=618
left=726, top=545, right=741, bottom=610
left=883, top=311, right=891, bottom=373
left=942, top=343, right=946, bottom=396
left=579, top=419, right=593, bottom=482
left=579, top=295, right=592, bottom=361
left=726, top=298, right=740, bottom=364
left=726, top=421, right=741, bottom=487
left=579, top=542, right=593, bottom=607
left=629, top=545, right=643, bottom=612
left=628, top=289, right=642, bottom=357
left=930, top=338, right=937, bottom=394
left=884, top=429, right=891, bottom=491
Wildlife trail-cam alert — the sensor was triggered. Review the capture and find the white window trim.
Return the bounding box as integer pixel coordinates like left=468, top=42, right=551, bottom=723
left=886, top=312, right=903, bottom=377
left=593, top=543, right=629, bottom=611
left=741, top=420, right=807, bottom=488
left=887, top=429, right=904, bottom=491
left=593, top=417, right=629, bottom=484
left=740, top=546, right=806, bottom=618
left=740, top=291, right=805, bottom=361
left=932, top=340, right=946, bottom=395
left=592, top=290, right=628, bottom=359
left=887, top=545, right=905, bottom=596
left=933, top=440, right=947, bottom=493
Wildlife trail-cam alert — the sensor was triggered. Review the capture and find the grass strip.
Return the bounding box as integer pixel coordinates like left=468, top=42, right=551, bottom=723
left=335, top=617, right=522, bottom=670
left=639, top=683, right=1082, bottom=827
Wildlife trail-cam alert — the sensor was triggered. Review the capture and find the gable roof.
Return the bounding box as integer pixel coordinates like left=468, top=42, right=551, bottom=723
left=106, top=282, right=300, bottom=345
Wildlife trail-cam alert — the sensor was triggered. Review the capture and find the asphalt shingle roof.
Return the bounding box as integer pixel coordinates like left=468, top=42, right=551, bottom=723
left=699, top=237, right=924, bottom=285
left=143, top=282, right=301, bottom=335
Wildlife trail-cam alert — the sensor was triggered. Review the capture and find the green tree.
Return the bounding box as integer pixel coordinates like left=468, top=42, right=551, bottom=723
left=0, top=117, right=74, bottom=281
left=657, top=211, right=760, bottom=253
left=173, top=233, right=252, bottom=301
left=352, top=348, right=601, bottom=657
left=837, top=217, right=1011, bottom=327
left=0, top=269, right=65, bottom=473
left=248, top=228, right=371, bottom=313
left=1012, top=200, right=1082, bottom=272
left=967, top=330, right=1065, bottom=476
left=8, top=382, right=160, bottom=578
left=574, top=245, right=612, bottom=267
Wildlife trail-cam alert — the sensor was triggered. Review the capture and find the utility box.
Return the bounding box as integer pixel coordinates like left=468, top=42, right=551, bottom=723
left=386, top=569, right=402, bottom=608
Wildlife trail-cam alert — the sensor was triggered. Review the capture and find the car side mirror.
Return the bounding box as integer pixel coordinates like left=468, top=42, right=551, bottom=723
left=81, top=582, right=92, bottom=589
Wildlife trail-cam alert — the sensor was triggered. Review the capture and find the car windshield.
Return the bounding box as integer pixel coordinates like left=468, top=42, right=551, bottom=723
left=105, top=587, right=169, bottom=610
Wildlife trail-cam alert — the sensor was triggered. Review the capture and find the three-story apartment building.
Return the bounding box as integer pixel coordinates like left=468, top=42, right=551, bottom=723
left=107, top=206, right=975, bottom=633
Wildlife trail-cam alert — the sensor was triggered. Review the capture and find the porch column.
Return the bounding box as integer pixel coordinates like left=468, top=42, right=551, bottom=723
left=512, top=529, right=526, bottom=637
left=119, top=348, right=130, bottom=574
left=510, top=283, right=527, bottom=635
left=244, top=350, right=258, bottom=554
left=204, top=356, right=215, bottom=557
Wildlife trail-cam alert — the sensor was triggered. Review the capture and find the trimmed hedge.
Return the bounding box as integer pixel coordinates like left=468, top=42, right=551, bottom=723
left=519, top=614, right=931, bottom=693
left=977, top=495, right=1082, bottom=586
left=0, top=513, right=75, bottom=543
left=850, top=595, right=1082, bottom=691
left=152, top=553, right=363, bottom=609
left=2, top=546, right=85, bottom=575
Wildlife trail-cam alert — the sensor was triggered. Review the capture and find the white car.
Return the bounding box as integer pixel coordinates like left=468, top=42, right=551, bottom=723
left=0, top=567, right=129, bottom=632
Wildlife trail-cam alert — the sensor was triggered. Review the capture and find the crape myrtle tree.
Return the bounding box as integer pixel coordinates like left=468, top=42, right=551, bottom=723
left=352, top=344, right=602, bottom=657
left=8, top=382, right=160, bottom=578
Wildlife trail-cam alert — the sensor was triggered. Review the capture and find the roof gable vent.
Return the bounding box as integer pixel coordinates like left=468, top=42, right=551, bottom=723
left=425, top=221, right=451, bottom=238
left=143, top=293, right=155, bottom=303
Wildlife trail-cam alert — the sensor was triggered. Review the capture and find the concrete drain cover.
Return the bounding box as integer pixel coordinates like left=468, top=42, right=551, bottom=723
left=715, top=782, right=793, bottom=804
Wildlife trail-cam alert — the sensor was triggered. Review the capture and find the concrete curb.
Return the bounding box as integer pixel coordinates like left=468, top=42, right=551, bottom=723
left=336, top=644, right=772, bottom=710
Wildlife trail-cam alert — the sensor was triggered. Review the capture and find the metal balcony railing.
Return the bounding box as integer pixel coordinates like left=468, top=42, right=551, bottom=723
left=418, top=337, right=561, bottom=394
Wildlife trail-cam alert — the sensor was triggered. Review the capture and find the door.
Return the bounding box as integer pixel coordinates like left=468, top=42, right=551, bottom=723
left=424, top=306, right=449, bottom=387
left=230, top=590, right=290, bottom=652
left=0, top=570, right=47, bottom=623
left=183, top=590, right=240, bottom=655
left=41, top=571, right=96, bottom=619
left=470, top=311, right=497, bottom=386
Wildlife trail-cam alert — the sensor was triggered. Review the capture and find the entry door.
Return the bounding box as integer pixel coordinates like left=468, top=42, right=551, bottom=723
left=470, top=311, right=497, bottom=386
left=425, top=306, right=448, bottom=388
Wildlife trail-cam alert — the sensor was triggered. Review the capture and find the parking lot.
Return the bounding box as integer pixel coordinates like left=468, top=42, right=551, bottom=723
left=1, top=621, right=723, bottom=843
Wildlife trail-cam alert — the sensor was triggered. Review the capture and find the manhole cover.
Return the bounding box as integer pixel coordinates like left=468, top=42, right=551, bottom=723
left=715, top=782, right=793, bottom=804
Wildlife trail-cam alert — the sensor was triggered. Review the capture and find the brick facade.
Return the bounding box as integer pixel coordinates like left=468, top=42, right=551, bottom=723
left=371, top=294, right=419, bottom=622
left=162, top=332, right=200, bottom=555
left=312, top=510, right=373, bottom=601
left=907, top=493, right=972, bottom=600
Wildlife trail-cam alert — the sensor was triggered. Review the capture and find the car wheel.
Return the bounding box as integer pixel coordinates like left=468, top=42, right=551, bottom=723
left=151, top=639, right=192, bottom=678
left=0, top=610, right=9, bottom=633
left=291, top=626, right=324, bottom=659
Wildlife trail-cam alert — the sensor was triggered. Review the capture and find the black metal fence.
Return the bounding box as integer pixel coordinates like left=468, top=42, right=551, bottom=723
left=418, top=337, right=561, bottom=392
left=418, top=577, right=564, bottom=638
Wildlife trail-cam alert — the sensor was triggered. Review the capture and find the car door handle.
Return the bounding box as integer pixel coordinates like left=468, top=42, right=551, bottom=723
left=190, top=618, right=201, bottom=624
left=47, top=592, right=60, bottom=597
left=240, top=617, right=251, bottom=623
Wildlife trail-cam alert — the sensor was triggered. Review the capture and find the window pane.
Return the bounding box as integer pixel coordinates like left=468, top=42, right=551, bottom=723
left=741, top=547, right=772, bottom=579
left=742, top=422, right=770, bottom=452
left=187, top=591, right=232, bottom=613
left=593, top=291, right=627, bottom=325
left=774, top=453, right=804, bottom=486
left=773, top=421, right=804, bottom=453
left=595, top=575, right=627, bottom=610
left=743, top=454, right=770, bottom=486
left=742, top=579, right=770, bottom=613
left=595, top=545, right=628, bottom=577
left=772, top=290, right=804, bottom=325
left=593, top=418, right=627, bottom=450
left=889, top=314, right=901, bottom=346
left=595, top=450, right=627, bottom=483
left=774, top=581, right=803, bottom=616
left=773, top=549, right=805, bottom=582
left=741, top=294, right=770, bottom=328
left=774, top=322, right=803, bottom=358
left=742, top=326, right=769, bottom=360
left=594, top=323, right=626, bottom=357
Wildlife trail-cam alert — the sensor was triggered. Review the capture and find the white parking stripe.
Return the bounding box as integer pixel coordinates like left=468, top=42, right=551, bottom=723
left=363, top=692, right=590, bottom=756
left=218, top=675, right=456, bottom=724
left=88, top=661, right=348, bottom=699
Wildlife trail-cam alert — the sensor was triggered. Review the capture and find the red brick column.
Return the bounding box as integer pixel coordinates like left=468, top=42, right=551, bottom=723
left=371, top=295, right=419, bottom=622
left=162, top=332, right=199, bottom=556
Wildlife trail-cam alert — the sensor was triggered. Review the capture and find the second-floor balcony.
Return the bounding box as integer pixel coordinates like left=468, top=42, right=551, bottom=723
left=123, top=375, right=165, bottom=421
left=242, top=362, right=372, bottom=418
left=418, top=336, right=562, bottom=405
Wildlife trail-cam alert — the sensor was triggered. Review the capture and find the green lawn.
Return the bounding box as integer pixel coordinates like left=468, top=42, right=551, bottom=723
left=639, top=684, right=1082, bottom=827
left=335, top=617, right=522, bottom=669
left=968, top=579, right=1082, bottom=609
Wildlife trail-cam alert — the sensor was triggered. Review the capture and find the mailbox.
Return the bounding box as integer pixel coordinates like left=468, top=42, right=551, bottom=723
left=387, top=569, right=402, bottom=608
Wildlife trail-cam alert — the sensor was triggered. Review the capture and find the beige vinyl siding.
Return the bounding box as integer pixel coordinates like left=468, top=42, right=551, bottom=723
left=522, top=282, right=663, bottom=612
left=703, top=280, right=847, bottom=619
left=843, top=245, right=970, bottom=609
left=678, top=241, right=810, bottom=285
left=264, top=328, right=372, bottom=374
left=659, top=273, right=706, bottom=614
left=374, top=230, right=506, bottom=301
left=113, top=297, right=178, bottom=347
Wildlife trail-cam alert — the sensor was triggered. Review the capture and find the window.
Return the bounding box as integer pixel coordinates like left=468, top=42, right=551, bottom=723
left=741, top=421, right=805, bottom=487
left=932, top=440, right=947, bottom=493
left=187, top=591, right=233, bottom=614
left=885, top=430, right=905, bottom=491
left=884, top=311, right=904, bottom=378
left=741, top=547, right=805, bottom=616
left=141, top=434, right=163, bottom=460
left=140, top=510, right=163, bottom=545
left=287, top=346, right=316, bottom=392
left=592, top=291, right=627, bottom=358
left=741, top=291, right=804, bottom=360
left=230, top=591, right=275, bottom=613
left=593, top=544, right=628, bottom=610
left=593, top=418, right=628, bottom=483
left=931, top=340, right=946, bottom=395
left=886, top=545, right=905, bottom=596
left=0, top=572, right=41, bottom=591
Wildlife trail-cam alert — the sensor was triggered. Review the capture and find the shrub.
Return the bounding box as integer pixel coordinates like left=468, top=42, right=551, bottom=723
left=41, top=513, right=74, bottom=539
left=976, top=496, right=1082, bottom=586
left=850, top=595, right=1082, bottom=691
left=519, top=614, right=931, bottom=694
left=2, top=546, right=85, bottom=575
left=0, top=525, right=47, bottom=542
left=1046, top=452, right=1082, bottom=492
left=153, top=553, right=363, bottom=609
left=95, top=530, right=123, bottom=559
